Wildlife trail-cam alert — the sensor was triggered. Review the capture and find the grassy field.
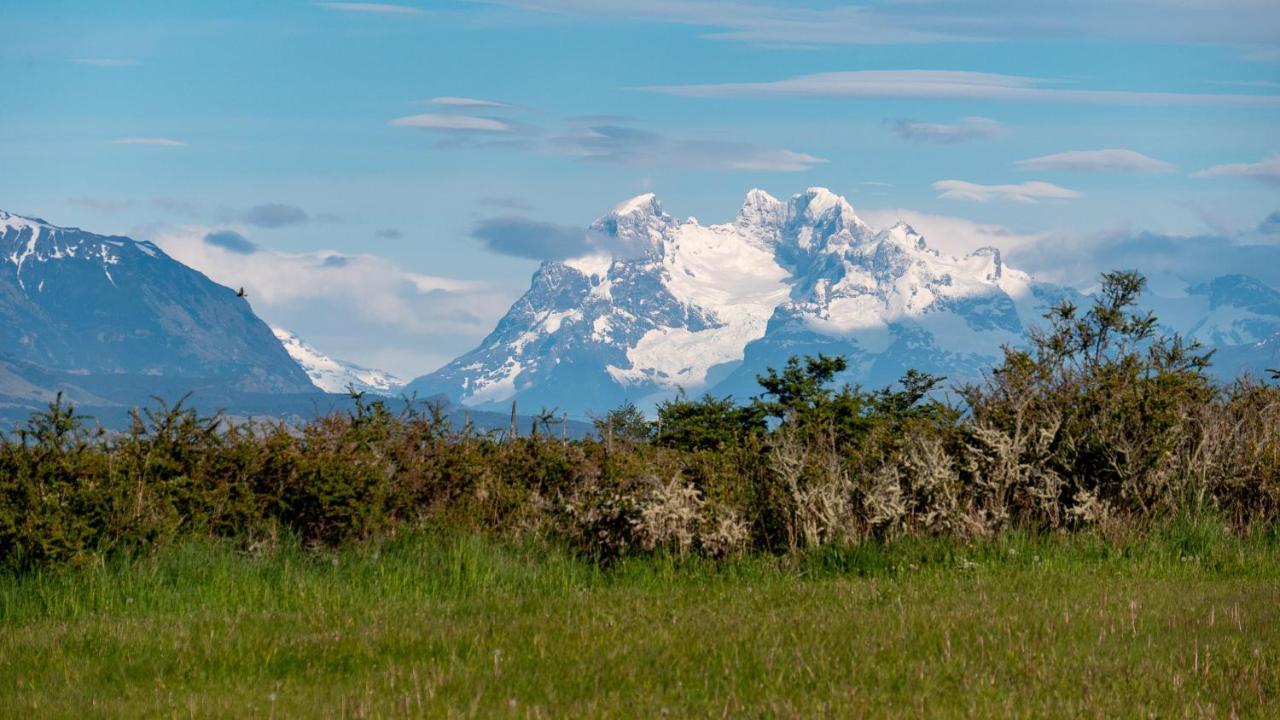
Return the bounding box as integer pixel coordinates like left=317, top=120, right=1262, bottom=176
left=2, top=523, right=1278, bottom=718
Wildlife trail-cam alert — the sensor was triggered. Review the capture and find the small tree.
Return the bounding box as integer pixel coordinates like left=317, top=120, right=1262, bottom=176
left=654, top=392, right=765, bottom=451
left=594, top=401, right=652, bottom=446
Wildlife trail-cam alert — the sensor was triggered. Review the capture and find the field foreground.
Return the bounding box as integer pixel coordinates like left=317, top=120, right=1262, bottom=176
left=2, top=527, right=1278, bottom=718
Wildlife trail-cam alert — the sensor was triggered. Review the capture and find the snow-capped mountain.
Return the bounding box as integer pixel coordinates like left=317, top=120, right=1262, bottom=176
left=407, top=189, right=1280, bottom=416
left=406, top=189, right=1066, bottom=414
left=1, top=209, right=314, bottom=397
left=273, top=328, right=404, bottom=395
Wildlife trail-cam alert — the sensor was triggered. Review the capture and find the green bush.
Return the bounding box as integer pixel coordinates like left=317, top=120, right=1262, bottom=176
left=1, top=270, right=1277, bottom=572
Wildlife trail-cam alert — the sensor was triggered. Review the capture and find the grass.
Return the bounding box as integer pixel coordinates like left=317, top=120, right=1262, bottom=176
left=2, top=521, right=1278, bottom=718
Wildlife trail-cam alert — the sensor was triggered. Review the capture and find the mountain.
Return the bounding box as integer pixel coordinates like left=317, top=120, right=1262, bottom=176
left=273, top=328, right=404, bottom=396
left=406, top=188, right=1066, bottom=415
left=407, top=189, right=1280, bottom=417
left=1146, top=274, right=1280, bottom=380
left=0, top=209, right=314, bottom=404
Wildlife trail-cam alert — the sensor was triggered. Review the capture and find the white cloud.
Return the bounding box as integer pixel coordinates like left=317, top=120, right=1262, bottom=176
left=110, top=138, right=188, bottom=147
left=891, top=117, right=1005, bottom=144
left=859, top=208, right=1046, bottom=257
left=645, top=70, right=1280, bottom=106
left=426, top=96, right=517, bottom=109
left=151, top=226, right=511, bottom=341
left=1193, top=154, right=1280, bottom=184
left=933, top=179, right=1080, bottom=204
left=389, top=113, right=519, bottom=132
left=1014, top=149, right=1176, bottom=173
left=317, top=2, right=424, bottom=15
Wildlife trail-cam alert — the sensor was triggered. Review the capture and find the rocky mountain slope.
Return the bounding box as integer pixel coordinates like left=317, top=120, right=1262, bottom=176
left=0, top=209, right=314, bottom=403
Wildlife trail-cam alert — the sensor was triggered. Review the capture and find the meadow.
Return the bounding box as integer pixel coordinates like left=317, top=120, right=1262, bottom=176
left=3, top=524, right=1277, bottom=718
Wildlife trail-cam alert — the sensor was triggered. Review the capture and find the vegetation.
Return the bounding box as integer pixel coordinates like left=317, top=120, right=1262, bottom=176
left=3, top=525, right=1278, bottom=717
left=2, top=271, right=1275, bottom=571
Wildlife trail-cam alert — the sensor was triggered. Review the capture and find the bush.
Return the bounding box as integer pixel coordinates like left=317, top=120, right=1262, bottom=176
left=2, top=270, right=1277, bottom=572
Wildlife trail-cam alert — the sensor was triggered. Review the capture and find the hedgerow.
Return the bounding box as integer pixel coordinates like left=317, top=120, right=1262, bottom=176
left=2, top=271, right=1277, bottom=571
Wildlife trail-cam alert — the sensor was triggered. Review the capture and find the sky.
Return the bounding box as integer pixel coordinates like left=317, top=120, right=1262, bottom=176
left=1, top=0, right=1278, bottom=378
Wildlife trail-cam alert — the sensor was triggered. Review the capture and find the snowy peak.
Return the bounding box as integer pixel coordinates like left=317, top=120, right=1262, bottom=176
left=0, top=209, right=49, bottom=231
left=790, top=187, right=855, bottom=222
left=589, top=193, right=674, bottom=255
left=273, top=328, right=404, bottom=396
left=611, top=192, right=662, bottom=217
left=736, top=188, right=786, bottom=231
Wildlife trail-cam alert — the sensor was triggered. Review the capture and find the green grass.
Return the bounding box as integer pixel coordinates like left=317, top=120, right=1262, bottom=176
left=3, top=522, right=1278, bottom=718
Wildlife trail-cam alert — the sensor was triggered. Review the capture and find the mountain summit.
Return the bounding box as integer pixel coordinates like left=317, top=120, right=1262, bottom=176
left=405, top=189, right=1065, bottom=414
left=1, top=209, right=314, bottom=398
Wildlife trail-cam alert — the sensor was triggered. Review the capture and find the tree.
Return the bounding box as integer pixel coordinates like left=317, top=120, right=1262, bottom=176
left=654, top=392, right=765, bottom=451
left=593, top=401, right=652, bottom=446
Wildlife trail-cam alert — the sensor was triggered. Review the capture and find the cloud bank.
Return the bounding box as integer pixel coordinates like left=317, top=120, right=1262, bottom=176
left=151, top=225, right=515, bottom=376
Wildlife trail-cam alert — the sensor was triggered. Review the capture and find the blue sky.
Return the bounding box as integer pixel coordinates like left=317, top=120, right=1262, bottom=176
left=2, top=0, right=1278, bottom=376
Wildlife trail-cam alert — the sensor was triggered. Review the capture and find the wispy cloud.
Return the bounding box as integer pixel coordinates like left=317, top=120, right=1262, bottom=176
left=391, top=107, right=826, bottom=172
left=645, top=70, right=1280, bottom=106
left=1193, top=154, right=1280, bottom=184
left=425, top=96, right=517, bottom=109
left=934, top=179, right=1080, bottom=204
left=110, top=138, right=188, bottom=147
left=547, top=125, right=826, bottom=172
left=389, top=113, right=522, bottom=133
left=317, top=2, right=424, bottom=15
left=475, top=0, right=1280, bottom=50
left=891, top=117, right=1004, bottom=144
left=74, top=58, right=138, bottom=67
left=1014, top=149, right=1176, bottom=174
left=375, top=227, right=405, bottom=239
left=66, top=197, right=134, bottom=213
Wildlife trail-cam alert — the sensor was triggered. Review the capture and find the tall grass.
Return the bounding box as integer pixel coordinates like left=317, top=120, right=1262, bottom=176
left=2, top=525, right=1277, bottom=717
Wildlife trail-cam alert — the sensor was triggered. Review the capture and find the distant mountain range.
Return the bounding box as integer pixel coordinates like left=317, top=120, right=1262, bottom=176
left=4, top=200, right=1277, bottom=424
left=406, top=189, right=1280, bottom=416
